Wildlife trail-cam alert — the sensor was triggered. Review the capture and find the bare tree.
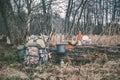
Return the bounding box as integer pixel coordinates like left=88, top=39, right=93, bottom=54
left=64, top=0, right=73, bottom=34
left=0, top=0, right=19, bottom=44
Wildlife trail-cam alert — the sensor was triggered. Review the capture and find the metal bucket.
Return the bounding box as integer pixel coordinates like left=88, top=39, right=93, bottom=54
left=56, top=44, right=66, bottom=55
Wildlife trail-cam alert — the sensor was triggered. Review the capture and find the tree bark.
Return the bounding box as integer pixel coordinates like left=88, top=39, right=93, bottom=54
left=0, top=0, right=19, bottom=44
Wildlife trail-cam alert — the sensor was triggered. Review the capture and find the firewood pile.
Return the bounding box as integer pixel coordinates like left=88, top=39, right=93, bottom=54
left=66, top=45, right=120, bottom=55
left=29, top=33, right=120, bottom=64
left=50, top=44, right=120, bottom=62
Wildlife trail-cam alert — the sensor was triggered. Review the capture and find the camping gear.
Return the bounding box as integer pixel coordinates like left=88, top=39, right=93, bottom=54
left=77, top=31, right=81, bottom=40
left=25, top=46, right=39, bottom=65
left=17, top=45, right=25, bottom=50
left=38, top=48, right=49, bottom=65
left=24, top=46, right=49, bottom=65
left=60, top=59, right=65, bottom=66
left=17, top=45, right=26, bottom=62
left=36, top=39, right=45, bottom=48
left=77, top=41, right=82, bottom=45
left=81, top=35, right=91, bottom=45
left=56, top=44, right=66, bottom=55
left=68, top=40, right=78, bottom=46
left=66, top=45, right=74, bottom=51
left=25, top=40, right=38, bottom=47
left=20, top=35, right=49, bottom=65
left=26, top=39, right=45, bottom=48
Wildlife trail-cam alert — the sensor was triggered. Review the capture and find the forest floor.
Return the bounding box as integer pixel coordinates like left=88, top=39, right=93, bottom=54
left=0, top=44, right=120, bottom=80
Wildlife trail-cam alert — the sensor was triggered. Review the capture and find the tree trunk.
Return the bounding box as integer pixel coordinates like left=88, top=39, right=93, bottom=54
left=0, top=0, right=19, bottom=44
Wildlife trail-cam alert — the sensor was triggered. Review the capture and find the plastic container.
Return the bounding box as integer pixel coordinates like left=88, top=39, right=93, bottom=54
left=17, top=45, right=25, bottom=50
left=17, top=49, right=26, bottom=62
